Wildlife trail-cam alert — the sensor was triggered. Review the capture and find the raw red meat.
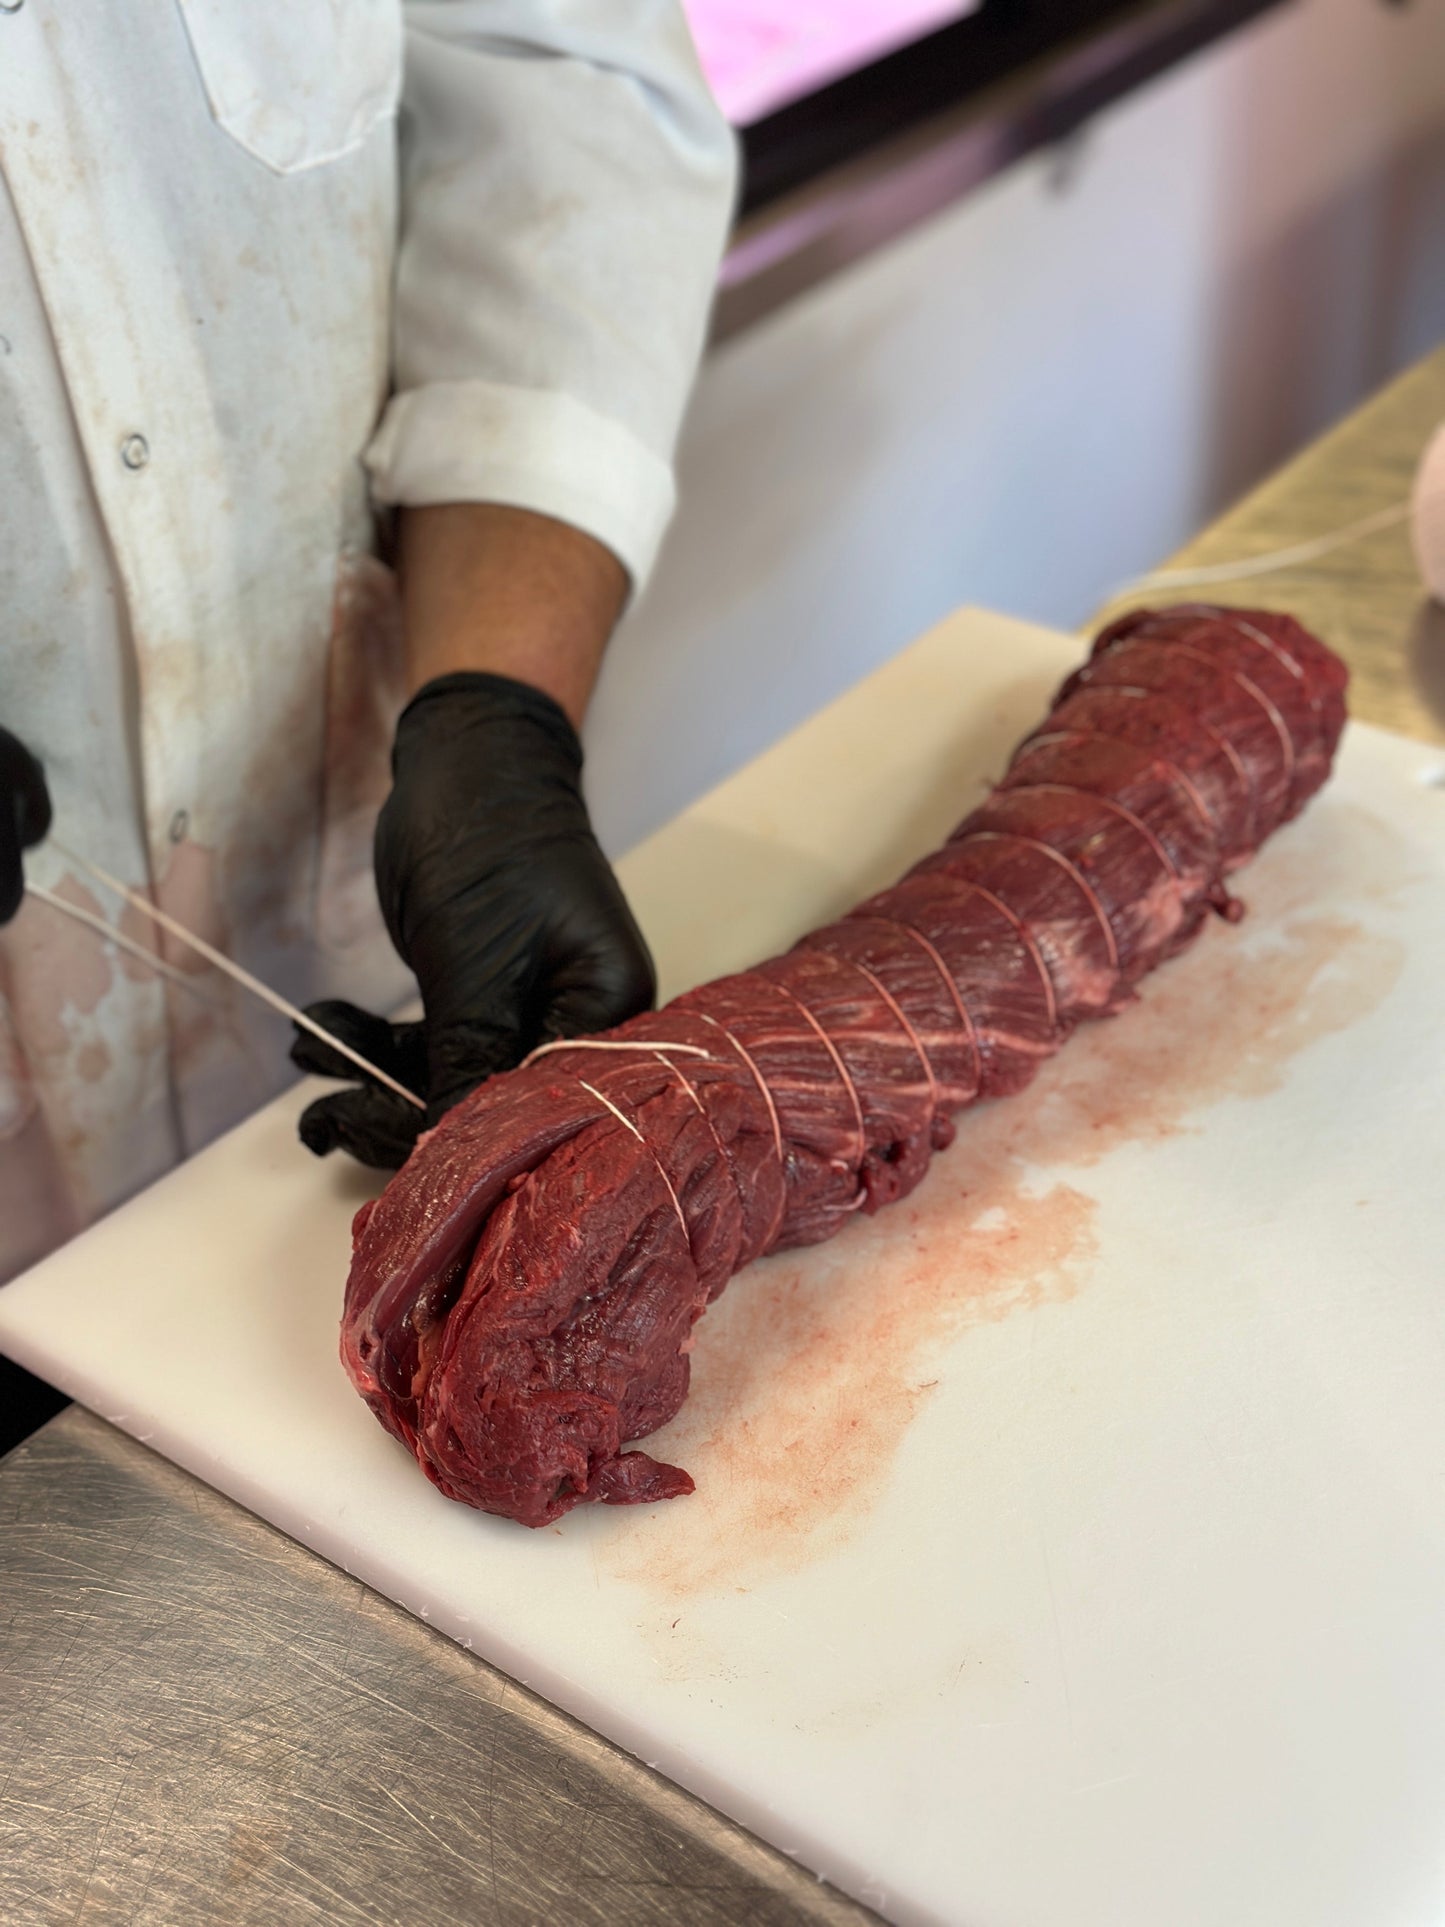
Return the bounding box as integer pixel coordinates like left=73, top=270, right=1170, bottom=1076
left=340, top=606, right=1347, bottom=1527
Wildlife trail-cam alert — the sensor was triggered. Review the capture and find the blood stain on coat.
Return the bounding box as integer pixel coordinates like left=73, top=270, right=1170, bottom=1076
left=155, top=840, right=227, bottom=973
left=117, top=899, right=163, bottom=984
left=0, top=1106, right=78, bottom=1282
left=0, top=879, right=114, bottom=1058
left=315, top=550, right=407, bottom=950
left=148, top=839, right=270, bottom=1103
left=606, top=809, right=1407, bottom=1597
left=75, top=1038, right=112, bottom=1084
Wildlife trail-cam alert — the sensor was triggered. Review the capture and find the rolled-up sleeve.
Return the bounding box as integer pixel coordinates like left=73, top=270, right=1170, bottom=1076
left=364, top=0, right=738, bottom=593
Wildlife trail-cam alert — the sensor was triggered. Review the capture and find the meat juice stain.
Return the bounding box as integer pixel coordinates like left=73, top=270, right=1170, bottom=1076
left=602, top=802, right=1409, bottom=1600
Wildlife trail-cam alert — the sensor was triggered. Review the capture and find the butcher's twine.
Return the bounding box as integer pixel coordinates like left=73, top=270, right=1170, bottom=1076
left=520, top=1038, right=713, bottom=1068
left=530, top=1018, right=880, bottom=1219
left=26, top=882, right=217, bottom=1002
left=45, top=838, right=427, bottom=1110
left=1105, top=499, right=1410, bottom=606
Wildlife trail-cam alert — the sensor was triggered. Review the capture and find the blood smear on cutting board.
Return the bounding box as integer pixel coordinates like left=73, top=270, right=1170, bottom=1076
left=602, top=801, right=1407, bottom=1597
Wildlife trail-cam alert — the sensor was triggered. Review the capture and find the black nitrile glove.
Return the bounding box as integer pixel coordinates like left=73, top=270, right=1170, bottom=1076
left=293, top=672, right=655, bottom=1168
left=0, top=726, right=52, bottom=925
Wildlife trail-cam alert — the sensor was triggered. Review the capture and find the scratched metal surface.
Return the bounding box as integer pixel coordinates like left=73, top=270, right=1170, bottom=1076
left=0, top=1409, right=877, bottom=1926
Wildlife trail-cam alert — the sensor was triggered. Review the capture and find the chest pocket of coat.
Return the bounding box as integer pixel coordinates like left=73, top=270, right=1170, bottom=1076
left=174, top=0, right=402, bottom=176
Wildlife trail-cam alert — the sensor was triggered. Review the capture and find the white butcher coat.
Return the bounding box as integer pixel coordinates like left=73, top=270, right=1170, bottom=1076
left=0, top=0, right=736, bottom=1281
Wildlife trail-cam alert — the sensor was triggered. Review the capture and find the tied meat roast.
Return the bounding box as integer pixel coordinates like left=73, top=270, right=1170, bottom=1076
left=340, top=607, right=1348, bottom=1526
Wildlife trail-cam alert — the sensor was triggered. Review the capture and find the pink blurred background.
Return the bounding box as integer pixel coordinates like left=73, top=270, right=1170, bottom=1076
left=684, top=0, right=979, bottom=125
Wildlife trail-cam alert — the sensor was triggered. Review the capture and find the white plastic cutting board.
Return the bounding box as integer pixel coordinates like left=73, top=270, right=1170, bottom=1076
left=4, top=608, right=1445, bottom=1927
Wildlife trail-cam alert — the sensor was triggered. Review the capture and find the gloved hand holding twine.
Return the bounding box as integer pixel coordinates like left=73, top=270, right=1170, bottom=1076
left=293, top=671, right=654, bottom=1168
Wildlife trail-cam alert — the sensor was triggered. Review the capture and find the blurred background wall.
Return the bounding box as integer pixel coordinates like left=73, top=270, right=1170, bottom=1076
left=587, top=0, right=1445, bottom=855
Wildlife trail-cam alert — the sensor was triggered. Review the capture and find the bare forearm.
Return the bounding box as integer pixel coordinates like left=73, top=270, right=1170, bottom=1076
left=398, top=504, right=628, bottom=727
